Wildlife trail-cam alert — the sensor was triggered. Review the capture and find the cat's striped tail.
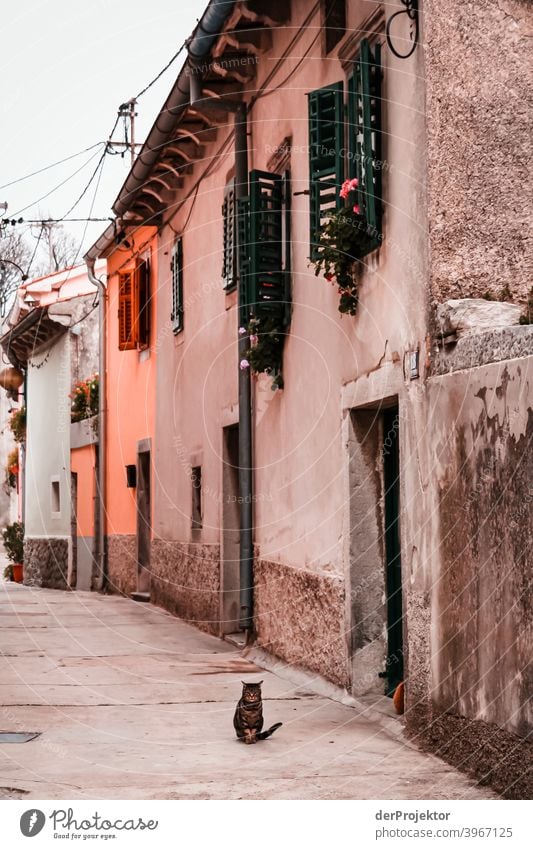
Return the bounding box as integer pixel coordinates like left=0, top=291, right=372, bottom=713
left=257, top=722, right=283, bottom=740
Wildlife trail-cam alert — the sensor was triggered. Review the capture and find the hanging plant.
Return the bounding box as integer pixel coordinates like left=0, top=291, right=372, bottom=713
left=70, top=374, right=99, bottom=423
left=240, top=317, right=284, bottom=391
left=9, top=406, right=26, bottom=443
left=5, top=448, right=19, bottom=490
left=312, top=178, right=378, bottom=315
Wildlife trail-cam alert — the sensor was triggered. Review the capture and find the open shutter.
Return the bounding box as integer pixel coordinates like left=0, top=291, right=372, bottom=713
left=237, top=194, right=250, bottom=324
left=222, top=180, right=236, bottom=290
left=308, top=81, right=344, bottom=258
left=137, top=258, right=150, bottom=347
left=118, top=271, right=137, bottom=350
left=348, top=40, right=382, bottom=241
left=170, top=237, right=183, bottom=333
left=248, top=169, right=284, bottom=321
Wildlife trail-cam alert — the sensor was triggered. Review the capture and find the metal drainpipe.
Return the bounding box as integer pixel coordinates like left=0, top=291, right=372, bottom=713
left=86, top=259, right=106, bottom=592
left=235, top=104, right=253, bottom=631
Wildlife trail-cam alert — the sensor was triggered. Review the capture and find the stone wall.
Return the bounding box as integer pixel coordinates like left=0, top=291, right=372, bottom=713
left=106, top=534, right=137, bottom=597
left=23, top=537, right=69, bottom=590
left=255, top=559, right=349, bottom=689
left=423, top=0, right=532, bottom=304
left=150, top=539, right=220, bottom=635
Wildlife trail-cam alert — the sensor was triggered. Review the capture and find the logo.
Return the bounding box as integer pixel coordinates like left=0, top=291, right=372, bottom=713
left=20, top=809, right=46, bottom=837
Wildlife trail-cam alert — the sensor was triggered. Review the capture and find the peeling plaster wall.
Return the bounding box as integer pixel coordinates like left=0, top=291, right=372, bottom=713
left=428, top=357, right=532, bottom=738
left=423, top=0, right=532, bottom=304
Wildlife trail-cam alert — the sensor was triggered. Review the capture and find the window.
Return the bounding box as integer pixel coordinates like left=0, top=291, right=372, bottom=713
left=118, top=256, right=151, bottom=350
left=51, top=479, right=60, bottom=514
left=324, top=0, right=346, bottom=54
left=222, top=180, right=236, bottom=291
left=191, top=466, right=202, bottom=529
left=171, top=237, right=184, bottom=334
left=308, top=39, right=382, bottom=255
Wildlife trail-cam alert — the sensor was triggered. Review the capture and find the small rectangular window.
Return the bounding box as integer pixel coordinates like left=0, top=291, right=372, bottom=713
left=51, top=479, right=60, bottom=514
left=324, top=0, right=346, bottom=54
left=118, top=271, right=137, bottom=350
left=191, top=466, right=202, bottom=530
left=171, top=237, right=184, bottom=333
left=137, top=257, right=151, bottom=348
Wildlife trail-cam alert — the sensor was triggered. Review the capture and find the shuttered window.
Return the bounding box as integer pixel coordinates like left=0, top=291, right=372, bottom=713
left=222, top=180, right=236, bottom=290
left=171, top=237, right=183, bottom=334
left=348, top=39, right=382, bottom=242
left=137, top=257, right=150, bottom=348
left=118, top=271, right=137, bottom=350
left=238, top=169, right=290, bottom=326
left=308, top=81, right=344, bottom=258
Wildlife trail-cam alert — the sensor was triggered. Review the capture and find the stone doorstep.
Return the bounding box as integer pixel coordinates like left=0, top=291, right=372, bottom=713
left=245, top=645, right=407, bottom=746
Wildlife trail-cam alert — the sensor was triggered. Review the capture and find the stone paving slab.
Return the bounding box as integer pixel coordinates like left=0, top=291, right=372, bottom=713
left=0, top=582, right=496, bottom=800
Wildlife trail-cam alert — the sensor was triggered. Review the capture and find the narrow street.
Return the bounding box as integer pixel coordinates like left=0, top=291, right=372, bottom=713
left=0, top=583, right=495, bottom=800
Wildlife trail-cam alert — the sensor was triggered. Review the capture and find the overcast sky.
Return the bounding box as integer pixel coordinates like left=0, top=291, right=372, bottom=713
left=0, top=0, right=206, bottom=261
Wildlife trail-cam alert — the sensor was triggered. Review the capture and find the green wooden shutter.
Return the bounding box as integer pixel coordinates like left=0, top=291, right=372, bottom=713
left=222, top=180, right=236, bottom=290
left=170, top=237, right=183, bottom=333
left=248, top=169, right=284, bottom=321
left=308, top=81, right=344, bottom=258
left=348, top=40, right=382, bottom=243
left=237, top=195, right=250, bottom=324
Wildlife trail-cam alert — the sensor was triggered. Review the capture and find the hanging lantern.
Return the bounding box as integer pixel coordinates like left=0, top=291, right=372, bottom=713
left=0, top=366, right=24, bottom=391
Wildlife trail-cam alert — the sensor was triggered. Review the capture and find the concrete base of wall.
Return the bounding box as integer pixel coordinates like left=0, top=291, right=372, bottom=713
left=151, top=538, right=220, bottom=635
left=23, top=537, right=69, bottom=590
left=106, top=534, right=137, bottom=596
left=255, top=558, right=349, bottom=689
left=409, top=711, right=533, bottom=800
left=75, top=535, right=95, bottom=591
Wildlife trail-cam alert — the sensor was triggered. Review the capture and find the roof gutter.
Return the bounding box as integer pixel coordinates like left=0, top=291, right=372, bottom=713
left=113, top=0, right=236, bottom=219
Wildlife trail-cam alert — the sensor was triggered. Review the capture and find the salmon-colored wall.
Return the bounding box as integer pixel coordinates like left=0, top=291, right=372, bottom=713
left=71, top=444, right=95, bottom=537
left=105, top=227, right=158, bottom=536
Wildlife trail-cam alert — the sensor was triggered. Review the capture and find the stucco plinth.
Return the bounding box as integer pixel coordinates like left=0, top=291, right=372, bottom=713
left=151, top=539, right=220, bottom=635
left=106, top=534, right=137, bottom=597
left=255, top=559, right=349, bottom=689
left=23, top=537, right=69, bottom=590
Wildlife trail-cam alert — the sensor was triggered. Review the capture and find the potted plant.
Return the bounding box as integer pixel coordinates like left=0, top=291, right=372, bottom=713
left=2, top=521, right=24, bottom=583
left=9, top=406, right=26, bottom=443
left=5, top=448, right=19, bottom=491
left=240, top=317, right=285, bottom=390
left=70, top=374, right=99, bottom=430
left=312, top=178, right=380, bottom=315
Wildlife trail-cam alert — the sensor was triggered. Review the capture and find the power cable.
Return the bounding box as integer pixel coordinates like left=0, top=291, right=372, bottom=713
left=59, top=149, right=107, bottom=221
left=0, top=142, right=104, bottom=191
left=135, top=42, right=187, bottom=100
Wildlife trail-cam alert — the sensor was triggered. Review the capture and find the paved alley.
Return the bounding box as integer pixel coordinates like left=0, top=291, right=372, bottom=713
left=0, top=583, right=495, bottom=800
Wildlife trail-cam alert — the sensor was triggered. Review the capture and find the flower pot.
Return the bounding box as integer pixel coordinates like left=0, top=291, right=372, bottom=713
left=12, top=563, right=23, bottom=583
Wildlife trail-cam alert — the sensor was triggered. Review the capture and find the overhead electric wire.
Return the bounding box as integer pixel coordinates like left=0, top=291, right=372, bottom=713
left=10, top=145, right=106, bottom=218
left=135, top=41, right=187, bottom=100
left=59, top=148, right=107, bottom=221
left=0, top=142, right=105, bottom=192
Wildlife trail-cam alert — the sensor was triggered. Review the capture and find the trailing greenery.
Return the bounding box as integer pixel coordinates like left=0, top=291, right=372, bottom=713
left=2, top=521, right=24, bottom=564
left=241, top=317, right=285, bottom=391
left=70, top=374, right=99, bottom=422
left=5, top=448, right=19, bottom=490
left=9, top=406, right=26, bottom=443
left=519, top=287, right=533, bottom=325
left=312, top=179, right=379, bottom=315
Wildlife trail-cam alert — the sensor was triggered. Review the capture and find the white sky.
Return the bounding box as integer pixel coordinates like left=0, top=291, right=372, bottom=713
left=0, top=0, right=206, bottom=261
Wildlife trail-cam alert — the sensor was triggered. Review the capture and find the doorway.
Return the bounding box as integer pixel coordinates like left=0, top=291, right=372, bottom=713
left=348, top=402, right=403, bottom=697
left=221, top=424, right=240, bottom=634
left=136, top=449, right=151, bottom=595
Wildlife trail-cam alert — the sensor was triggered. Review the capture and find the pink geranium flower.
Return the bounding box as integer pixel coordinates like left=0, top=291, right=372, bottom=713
left=353, top=204, right=360, bottom=215
left=325, top=273, right=334, bottom=282
left=240, top=359, right=250, bottom=370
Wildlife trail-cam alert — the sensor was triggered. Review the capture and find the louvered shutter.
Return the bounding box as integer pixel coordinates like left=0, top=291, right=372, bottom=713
left=118, top=271, right=137, bottom=350
left=248, top=170, right=284, bottom=321
left=237, top=194, right=251, bottom=324
left=308, top=81, right=344, bottom=258
left=170, top=237, right=183, bottom=333
left=348, top=40, right=382, bottom=243
left=222, top=180, right=236, bottom=290
left=137, top=258, right=150, bottom=347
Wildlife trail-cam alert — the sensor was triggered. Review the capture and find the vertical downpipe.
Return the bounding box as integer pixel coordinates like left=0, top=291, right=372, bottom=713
left=235, top=104, right=253, bottom=631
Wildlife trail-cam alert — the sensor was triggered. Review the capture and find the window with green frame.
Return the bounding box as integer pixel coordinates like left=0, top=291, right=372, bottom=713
left=308, top=38, right=382, bottom=256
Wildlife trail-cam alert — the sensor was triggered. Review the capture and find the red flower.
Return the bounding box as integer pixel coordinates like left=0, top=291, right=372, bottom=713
left=325, top=273, right=334, bottom=282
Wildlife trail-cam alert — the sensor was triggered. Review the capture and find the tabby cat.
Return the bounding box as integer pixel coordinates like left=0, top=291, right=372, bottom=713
left=233, top=681, right=282, bottom=744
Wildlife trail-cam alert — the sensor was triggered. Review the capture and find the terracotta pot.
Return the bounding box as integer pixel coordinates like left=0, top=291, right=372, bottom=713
left=12, top=563, right=23, bottom=583
left=393, top=681, right=405, bottom=715
left=0, top=366, right=24, bottom=392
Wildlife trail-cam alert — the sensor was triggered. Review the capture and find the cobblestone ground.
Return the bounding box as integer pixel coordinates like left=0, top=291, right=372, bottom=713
left=0, top=582, right=496, bottom=800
